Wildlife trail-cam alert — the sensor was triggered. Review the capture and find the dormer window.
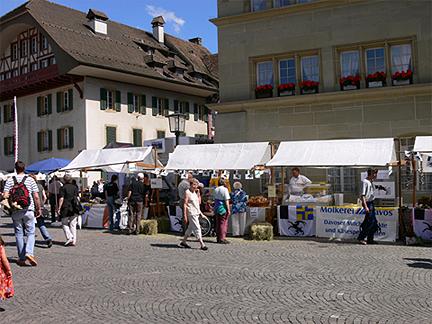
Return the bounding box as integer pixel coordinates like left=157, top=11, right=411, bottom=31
left=86, top=9, right=109, bottom=35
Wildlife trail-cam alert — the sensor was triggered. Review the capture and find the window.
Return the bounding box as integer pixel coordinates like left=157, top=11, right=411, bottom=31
left=340, top=50, right=360, bottom=77
left=37, top=95, right=52, bottom=116
left=0, top=74, right=4, bottom=81
left=30, top=36, right=38, bottom=54
left=4, top=72, right=11, bottom=80
left=151, top=97, right=169, bottom=116
left=107, top=90, right=114, bottom=110
left=106, top=126, right=117, bottom=145
left=251, top=0, right=268, bottom=12
left=127, top=93, right=146, bottom=114
left=21, top=66, right=28, bottom=75
left=37, top=130, right=52, bottom=152
left=49, top=57, right=56, bottom=65
left=274, top=0, right=295, bottom=7
left=11, top=43, right=18, bottom=61
left=4, top=137, right=14, bottom=156
left=100, top=88, right=121, bottom=111
left=279, top=58, right=296, bottom=84
left=40, top=59, right=49, bottom=69
left=257, top=61, right=273, bottom=86
left=156, top=130, right=165, bottom=139
left=365, top=48, right=385, bottom=75
left=194, top=104, right=208, bottom=122
left=57, top=89, right=73, bottom=112
left=133, top=129, right=142, bottom=147
left=301, top=55, right=319, bottom=81
left=30, top=62, right=38, bottom=72
left=40, top=35, right=48, bottom=50
left=174, top=100, right=190, bottom=119
left=11, top=69, right=19, bottom=78
left=132, top=95, right=139, bottom=113
left=3, top=104, right=15, bottom=123
left=391, top=44, right=412, bottom=74
left=20, top=39, right=27, bottom=58
left=64, top=91, right=69, bottom=110
left=57, top=127, right=73, bottom=149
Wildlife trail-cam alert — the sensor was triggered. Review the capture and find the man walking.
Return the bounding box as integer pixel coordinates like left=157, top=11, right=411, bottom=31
left=48, top=175, right=62, bottom=223
left=358, top=168, right=379, bottom=245
left=2, top=161, right=40, bottom=266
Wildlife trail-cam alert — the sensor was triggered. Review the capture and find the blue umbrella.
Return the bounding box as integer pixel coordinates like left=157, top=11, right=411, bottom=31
left=26, top=158, right=71, bottom=174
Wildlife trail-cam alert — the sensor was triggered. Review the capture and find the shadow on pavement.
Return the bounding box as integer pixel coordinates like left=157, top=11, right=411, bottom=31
left=404, top=258, right=432, bottom=269
left=150, top=243, right=182, bottom=249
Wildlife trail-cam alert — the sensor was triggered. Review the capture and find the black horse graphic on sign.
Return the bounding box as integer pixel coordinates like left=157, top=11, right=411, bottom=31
left=288, top=221, right=306, bottom=236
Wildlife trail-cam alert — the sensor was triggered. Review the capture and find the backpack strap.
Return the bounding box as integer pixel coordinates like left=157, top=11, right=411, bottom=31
left=21, top=175, right=28, bottom=184
left=12, top=176, right=18, bottom=185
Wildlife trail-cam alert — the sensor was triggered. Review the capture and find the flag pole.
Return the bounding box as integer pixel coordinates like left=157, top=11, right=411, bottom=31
left=13, top=96, right=18, bottom=163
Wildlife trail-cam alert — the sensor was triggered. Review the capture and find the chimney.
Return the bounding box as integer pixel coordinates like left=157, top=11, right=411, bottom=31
left=151, top=16, right=165, bottom=43
left=86, top=9, right=109, bottom=35
left=189, top=37, right=202, bottom=46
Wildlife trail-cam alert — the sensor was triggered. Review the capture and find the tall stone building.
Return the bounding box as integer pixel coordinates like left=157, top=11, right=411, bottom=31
left=0, top=0, right=218, bottom=171
left=211, top=0, right=431, bottom=196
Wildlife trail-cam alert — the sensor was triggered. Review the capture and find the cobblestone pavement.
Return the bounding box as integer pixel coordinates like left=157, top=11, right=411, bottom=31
left=0, top=216, right=431, bottom=324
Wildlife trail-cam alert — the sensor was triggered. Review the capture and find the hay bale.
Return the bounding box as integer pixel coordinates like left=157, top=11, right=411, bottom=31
left=157, top=217, right=171, bottom=233
left=139, top=219, right=158, bottom=235
left=250, top=222, right=273, bottom=241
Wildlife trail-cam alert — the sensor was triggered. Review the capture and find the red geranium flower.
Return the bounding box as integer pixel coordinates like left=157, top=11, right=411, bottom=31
left=366, top=71, right=386, bottom=82
left=299, top=80, right=319, bottom=90
left=278, top=83, right=295, bottom=91
left=392, top=69, right=412, bottom=81
left=255, top=84, right=273, bottom=92
left=339, top=75, right=361, bottom=86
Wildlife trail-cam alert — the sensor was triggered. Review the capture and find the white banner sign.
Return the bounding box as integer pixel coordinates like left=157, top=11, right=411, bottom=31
left=373, top=181, right=395, bottom=199
left=277, top=205, right=316, bottom=237
left=413, top=208, right=432, bottom=241
left=315, top=206, right=398, bottom=242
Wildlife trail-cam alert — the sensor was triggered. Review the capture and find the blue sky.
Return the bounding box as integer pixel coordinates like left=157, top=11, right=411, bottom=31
left=0, top=0, right=218, bottom=53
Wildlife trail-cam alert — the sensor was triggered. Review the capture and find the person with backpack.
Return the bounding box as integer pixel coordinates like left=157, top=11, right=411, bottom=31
left=2, top=161, right=41, bottom=266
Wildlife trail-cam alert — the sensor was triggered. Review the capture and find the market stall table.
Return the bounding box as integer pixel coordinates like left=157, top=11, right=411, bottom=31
left=81, top=203, right=109, bottom=229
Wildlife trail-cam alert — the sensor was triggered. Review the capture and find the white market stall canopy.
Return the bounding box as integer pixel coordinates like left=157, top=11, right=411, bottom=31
left=61, top=147, right=162, bottom=171
left=266, top=138, right=396, bottom=167
left=165, top=142, right=271, bottom=170
left=413, top=136, right=432, bottom=153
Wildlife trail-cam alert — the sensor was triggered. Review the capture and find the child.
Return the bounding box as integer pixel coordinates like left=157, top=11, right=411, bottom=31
left=0, top=235, right=14, bottom=303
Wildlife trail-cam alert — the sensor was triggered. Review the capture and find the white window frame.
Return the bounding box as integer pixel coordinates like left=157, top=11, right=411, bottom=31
left=157, top=98, right=167, bottom=116
left=256, top=61, right=274, bottom=86
left=30, top=62, right=38, bottom=72
left=107, top=90, right=115, bottom=110
left=41, top=130, right=49, bottom=151
left=31, top=36, right=37, bottom=54
left=132, top=94, right=139, bottom=113
left=300, top=55, right=320, bottom=81
left=340, top=50, right=360, bottom=77
left=20, top=66, right=28, bottom=75
left=63, top=91, right=69, bottom=110
left=43, top=96, right=49, bottom=115
left=20, top=39, right=27, bottom=58
left=11, top=43, right=18, bottom=61
left=390, top=44, right=412, bottom=74
left=179, top=101, right=188, bottom=115
left=41, top=35, right=48, bottom=50
left=365, top=47, right=385, bottom=75
left=156, top=130, right=166, bottom=139
left=279, top=58, right=296, bottom=85
left=60, top=128, right=70, bottom=149
left=12, top=69, right=19, bottom=77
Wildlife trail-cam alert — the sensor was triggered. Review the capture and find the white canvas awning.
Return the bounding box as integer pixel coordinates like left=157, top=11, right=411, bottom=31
left=165, top=142, right=271, bottom=170
left=413, top=136, right=432, bottom=153
left=266, top=138, right=396, bottom=167
left=61, top=147, right=162, bottom=171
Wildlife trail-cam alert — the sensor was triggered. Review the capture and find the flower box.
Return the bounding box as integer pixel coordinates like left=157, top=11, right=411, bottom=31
left=299, top=80, right=319, bottom=95
left=339, top=75, right=360, bottom=91
left=366, top=71, right=386, bottom=88
left=367, top=81, right=384, bottom=88
left=301, top=88, right=318, bottom=95
left=342, top=84, right=359, bottom=91
left=278, top=89, right=295, bottom=96
left=255, top=84, right=273, bottom=99
left=392, top=79, right=411, bottom=86
left=277, top=83, right=296, bottom=97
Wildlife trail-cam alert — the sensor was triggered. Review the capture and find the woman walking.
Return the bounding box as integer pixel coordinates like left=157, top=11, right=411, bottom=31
left=179, top=179, right=208, bottom=251
left=57, top=174, right=79, bottom=246
left=230, top=181, right=248, bottom=236
left=213, top=179, right=231, bottom=244
left=0, top=235, right=14, bottom=310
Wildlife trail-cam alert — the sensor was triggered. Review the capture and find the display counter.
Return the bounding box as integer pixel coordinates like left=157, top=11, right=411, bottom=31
left=82, top=203, right=109, bottom=229
left=278, top=205, right=399, bottom=242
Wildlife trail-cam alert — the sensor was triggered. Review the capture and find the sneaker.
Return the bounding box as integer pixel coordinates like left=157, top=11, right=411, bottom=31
left=359, top=240, right=367, bottom=245
left=25, top=254, right=38, bottom=266
left=179, top=241, right=192, bottom=249
left=200, top=246, right=208, bottom=251
left=47, top=239, right=53, bottom=248
left=64, top=239, right=73, bottom=246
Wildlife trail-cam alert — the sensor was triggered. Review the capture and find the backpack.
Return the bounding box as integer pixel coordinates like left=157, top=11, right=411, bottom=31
left=9, top=176, right=31, bottom=209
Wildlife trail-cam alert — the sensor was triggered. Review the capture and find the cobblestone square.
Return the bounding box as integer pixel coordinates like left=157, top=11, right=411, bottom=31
left=1, top=216, right=431, bottom=324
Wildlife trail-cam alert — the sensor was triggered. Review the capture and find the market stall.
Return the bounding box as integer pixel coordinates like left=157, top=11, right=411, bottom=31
left=165, top=142, right=272, bottom=235
left=411, top=136, right=432, bottom=241
left=267, top=138, right=399, bottom=241
left=61, top=146, right=163, bottom=229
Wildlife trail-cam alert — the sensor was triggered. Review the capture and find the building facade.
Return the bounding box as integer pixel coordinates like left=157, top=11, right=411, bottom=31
left=211, top=0, right=432, bottom=198
left=0, top=0, right=218, bottom=172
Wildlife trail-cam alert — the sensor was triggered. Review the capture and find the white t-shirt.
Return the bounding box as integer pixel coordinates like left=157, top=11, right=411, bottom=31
left=3, top=174, right=39, bottom=211
left=289, top=175, right=312, bottom=195
left=361, top=179, right=375, bottom=202
left=185, top=190, right=201, bottom=216
left=213, top=186, right=230, bottom=201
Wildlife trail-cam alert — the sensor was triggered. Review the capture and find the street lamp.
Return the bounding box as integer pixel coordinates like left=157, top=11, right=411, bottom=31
left=168, top=113, right=186, bottom=146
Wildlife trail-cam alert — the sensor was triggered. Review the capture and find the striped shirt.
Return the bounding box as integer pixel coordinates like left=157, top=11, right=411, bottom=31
left=3, top=174, right=39, bottom=211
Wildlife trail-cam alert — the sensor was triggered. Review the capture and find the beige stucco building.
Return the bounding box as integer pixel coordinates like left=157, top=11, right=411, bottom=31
left=211, top=0, right=432, bottom=197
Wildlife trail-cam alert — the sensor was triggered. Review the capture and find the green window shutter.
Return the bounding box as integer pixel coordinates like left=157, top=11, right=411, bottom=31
left=115, top=90, right=121, bottom=112
left=106, top=126, right=116, bottom=145
left=194, top=104, right=199, bottom=121
left=48, top=130, right=53, bottom=151
left=57, top=128, right=61, bottom=149
left=100, top=88, right=107, bottom=110
left=68, top=127, right=74, bottom=148
left=174, top=100, right=179, bottom=113
left=47, top=94, right=52, bottom=114
left=164, top=98, right=170, bottom=116
left=140, top=95, right=146, bottom=114
left=152, top=96, right=158, bottom=116
left=68, top=89, right=73, bottom=111
left=204, top=107, right=209, bottom=122
left=37, top=97, right=41, bottom=116
left=133, top=129, right=142, bottom=147
left=185, top=102, right=190, bottom=120
left=127, top=92, right=133, bottom=113
left=56, top=92, right=62, bottom=113
left=37, top=131, right=42, bottom=152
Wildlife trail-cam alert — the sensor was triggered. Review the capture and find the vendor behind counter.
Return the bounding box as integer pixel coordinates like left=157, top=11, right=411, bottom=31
left=288, top=167, right=312, bottom=196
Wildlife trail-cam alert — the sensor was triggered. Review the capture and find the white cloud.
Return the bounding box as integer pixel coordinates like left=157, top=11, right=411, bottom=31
left=145, top=5, right=185, bottom=33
